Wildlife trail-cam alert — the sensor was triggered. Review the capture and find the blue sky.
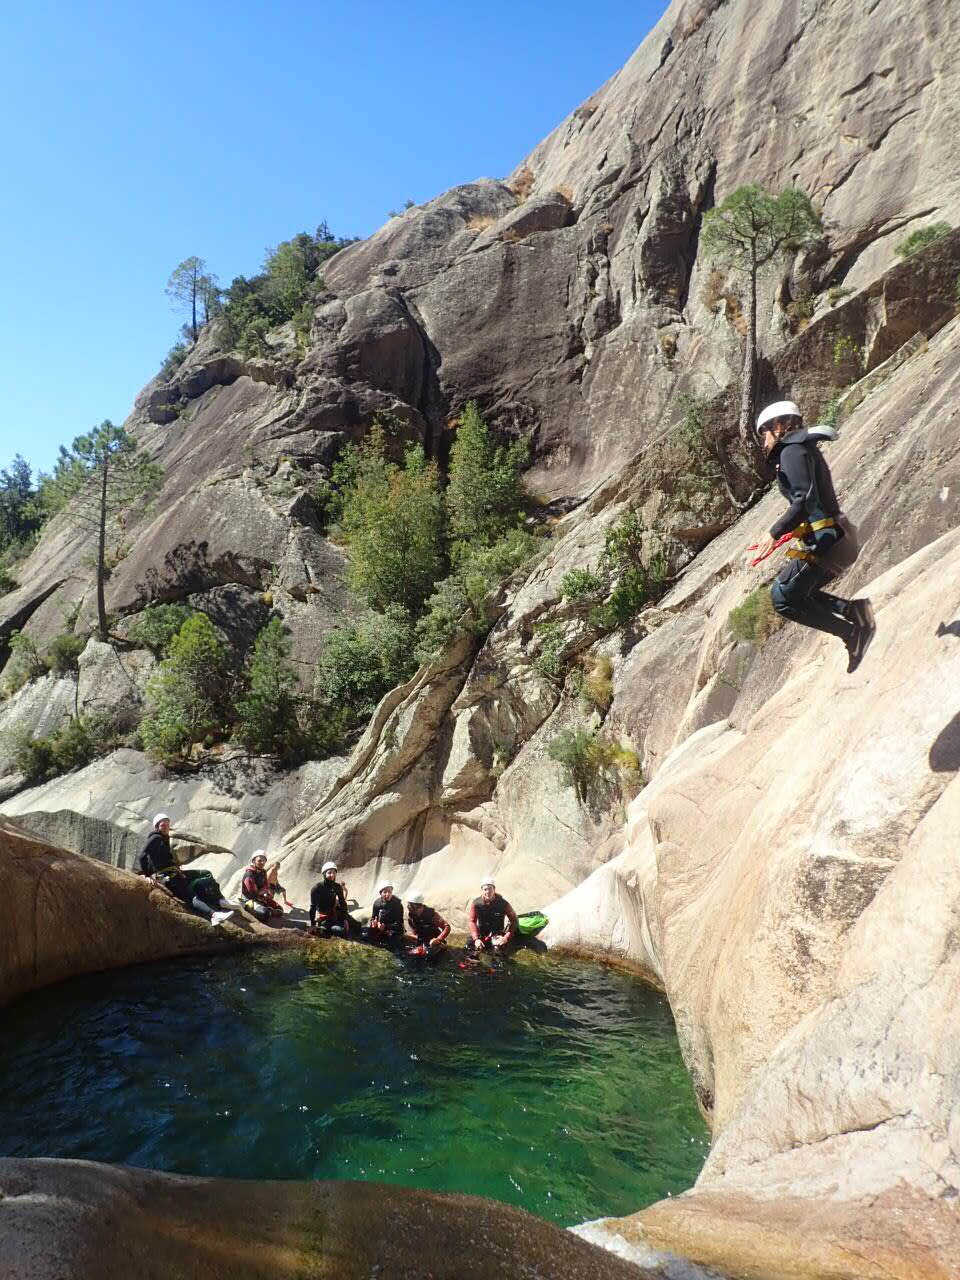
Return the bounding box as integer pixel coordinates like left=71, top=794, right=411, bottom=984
left=0, top=0, right=667, bottom=475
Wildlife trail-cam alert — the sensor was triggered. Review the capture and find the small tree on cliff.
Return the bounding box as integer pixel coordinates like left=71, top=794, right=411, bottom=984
left=701, top=184, right=822, bottom=458
left=336, top=426, right=445, bottom=615
left=445, top=402, right=528, bottom=558
left=44, top=423, right=163, bottom=641
left=234, top=617, right=303, bottom=759
left=166, top=256, right=218, bottom=342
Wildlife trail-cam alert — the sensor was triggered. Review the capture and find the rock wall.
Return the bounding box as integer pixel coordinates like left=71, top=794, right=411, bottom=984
left=0, top=817, right=278, bottom=1008
left=1, top=1, right=960, bottom=1274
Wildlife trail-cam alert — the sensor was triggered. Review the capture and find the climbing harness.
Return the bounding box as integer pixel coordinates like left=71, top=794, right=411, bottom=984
left=748, top=517, right=836, bottom=567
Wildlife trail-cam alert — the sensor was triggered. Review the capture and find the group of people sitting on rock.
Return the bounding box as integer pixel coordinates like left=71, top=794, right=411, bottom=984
left=306, top=860, right=520, bottom=958
left=138, top=814, right=521, bottom=958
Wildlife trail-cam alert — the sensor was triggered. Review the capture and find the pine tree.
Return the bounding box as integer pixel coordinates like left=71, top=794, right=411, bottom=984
left=140, top=613, right=230, bottom=762
left=337, top=427, right=445, bottom=614
left=445, top=402, right=528, bottom=556
left=701, top=185, right=822, bottom=455
left=234, top=618, right=302, bottom=758
left=41, top=423, right=162, bottom=640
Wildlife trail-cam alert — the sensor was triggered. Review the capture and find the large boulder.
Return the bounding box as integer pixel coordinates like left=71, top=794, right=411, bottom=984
left=0, top=817, right=275, bottom=1007
left=0, top=1158, right=662, bottom=1280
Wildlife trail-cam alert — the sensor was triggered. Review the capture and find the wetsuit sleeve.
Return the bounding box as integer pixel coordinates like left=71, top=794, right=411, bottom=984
left=435, top=913, right=451, bottom=942
left=468, top=900, right=480, bottom=940
left=770, top=445, right=815, bottom=539
left=504, top=900, right=520, bottom=936
left=309, top=884, right=320, bottom=927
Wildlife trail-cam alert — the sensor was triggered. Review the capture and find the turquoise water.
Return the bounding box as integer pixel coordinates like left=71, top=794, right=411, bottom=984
left=0, top=947, right=708, bottom=1226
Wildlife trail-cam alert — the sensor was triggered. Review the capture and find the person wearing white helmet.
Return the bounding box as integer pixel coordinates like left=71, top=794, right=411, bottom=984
left=364, top=878, right=405, bottom=947
left=309, top=861, right=359, bottom=937
left=404, top=892, right=451, bottom=956
left=752, top=399, right=874, bottom=673
left=138, top=813, right=234, bottom=927
left=241, top=850, right=284, bottom=923
left=467, top=877, right=519, bottom=955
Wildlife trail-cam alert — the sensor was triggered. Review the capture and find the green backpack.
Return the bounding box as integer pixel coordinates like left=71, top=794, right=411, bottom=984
left=517, top=911, right=549, bottom=937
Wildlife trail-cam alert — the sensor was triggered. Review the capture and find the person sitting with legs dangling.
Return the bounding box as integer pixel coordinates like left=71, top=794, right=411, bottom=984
left=139, top=813, right=234, bottom=927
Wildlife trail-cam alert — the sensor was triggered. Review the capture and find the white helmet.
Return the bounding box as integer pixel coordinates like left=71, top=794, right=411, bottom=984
left=152, top=813, right=170, bottom=828
left=408, top=892, right=425, bottom=905
left=480, top=876, right=496, bottom=889
left=378, top=879, right=394, bottom=892
left=321, top=861, right=338, bottom=875
left=756, top=400, right=801, bottom=435
left=252, top=849, right=267, bottom=863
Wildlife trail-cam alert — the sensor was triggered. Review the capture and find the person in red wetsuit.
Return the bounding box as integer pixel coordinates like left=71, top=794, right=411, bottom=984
left=405, top=892, right=450, bottom=955
left=467, top=877, right=518, bottom=955
left=242, top=850, right=284, bottom=922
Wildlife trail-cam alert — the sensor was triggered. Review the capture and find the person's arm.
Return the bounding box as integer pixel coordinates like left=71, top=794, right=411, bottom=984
left=309, top=885, right=320, bottom=927
left=503, top=901, right=519, bottom=943
left=769, top=445, right=815, bottom=539
left=432, top=913, right=451, bottom=946
left=468, top=901, right=481, bottom=943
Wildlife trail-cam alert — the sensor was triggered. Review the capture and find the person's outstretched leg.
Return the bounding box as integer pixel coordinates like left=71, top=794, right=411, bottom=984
left=771, top=561, right=874, bottom=672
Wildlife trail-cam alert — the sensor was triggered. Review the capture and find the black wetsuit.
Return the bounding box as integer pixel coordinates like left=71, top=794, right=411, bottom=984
left=467, top=894, right=518, bottom=952
left=367, top=893, right=404, bottom=944
left=139, top=831, right=222, bottom=909
left=407, top=905, right=448, bottom=944
left=309, top=878, right=357, bottom=933
left=768, top=430, right=857, bottom=640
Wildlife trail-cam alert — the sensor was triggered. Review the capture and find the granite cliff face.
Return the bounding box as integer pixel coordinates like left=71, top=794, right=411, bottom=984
left=2, top=0, right=960, bottom=1275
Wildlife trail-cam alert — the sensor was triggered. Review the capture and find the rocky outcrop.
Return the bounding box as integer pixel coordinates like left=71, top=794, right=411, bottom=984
left=0, top=1158, right=666, bottom=1280
left=2, top=2, right=960, bottom=1274
left=0, top=817, right=277, bottom=1007
left=538, top=317, right=960, bottom=1273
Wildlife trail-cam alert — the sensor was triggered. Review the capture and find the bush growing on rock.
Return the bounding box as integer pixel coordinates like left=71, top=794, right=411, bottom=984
left=128, top=603, right=196, bottom=657
left=895, top=222, right=952, bottom=259
left=727, top=586, right=783, bottom=647
left=234, top=618, right=303, bottom=760
left=221, top=223, right=354, bottom=356
left=8, top=715, right=115, bottom=783
left=140, top=613, right=232, bottom=763
left=547, top=728, right=642, bottom=808
left=45, top=631, right=86, bottom=675
left=336, top=428, right=445, bottom=616
left=314, top=606, right=417, bottom=731
left=3, top=630, right=46, bottom=696
left=446, top=402, right=528, bottom=557
left=560, top=568, right=605, bottom=602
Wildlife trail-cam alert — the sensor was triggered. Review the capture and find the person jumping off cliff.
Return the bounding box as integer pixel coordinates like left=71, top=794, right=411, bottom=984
left=139, top=814, right=234, bottom=926
left=751, top=401, right=875, bottom=673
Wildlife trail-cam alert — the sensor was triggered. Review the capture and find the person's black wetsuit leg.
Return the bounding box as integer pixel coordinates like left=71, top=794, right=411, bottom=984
left=770, top=558, right=854, bottom=639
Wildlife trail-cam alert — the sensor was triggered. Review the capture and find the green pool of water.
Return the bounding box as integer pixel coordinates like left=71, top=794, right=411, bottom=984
left=0, top=946, right=708, bottom=1226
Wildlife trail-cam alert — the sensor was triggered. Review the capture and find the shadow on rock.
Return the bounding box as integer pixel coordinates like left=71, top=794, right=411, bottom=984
left=929, top=711, right=960, bottom=772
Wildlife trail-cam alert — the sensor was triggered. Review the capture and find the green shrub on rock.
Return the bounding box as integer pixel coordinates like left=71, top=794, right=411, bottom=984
left=547, top=728, right=642, bottom=807
left=895, top=222, right=952, bottom=259
left=140, top=613, right=231, bottom=763
left=728, top=586, right=783, bottom=646
left=45, top=631, right=86, bottom=675
left=8, top=715, right=115, bottom=783
left=314, top=606, right=416, bottom=728
left=234, top=618, right=303, bottom=759
left=128, top=604, right=196, bottom=657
